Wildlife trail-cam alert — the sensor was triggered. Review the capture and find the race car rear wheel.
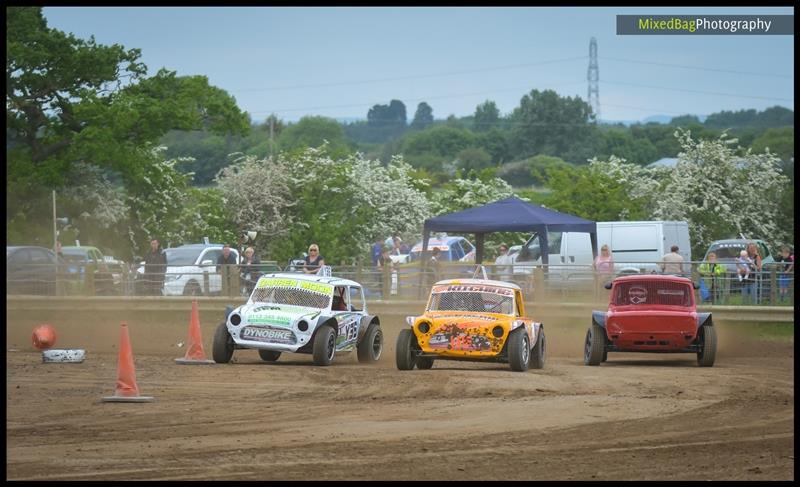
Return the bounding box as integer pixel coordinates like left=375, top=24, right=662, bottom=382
left=508, top=329, right=531, bottom=372
left=357, top=323, right=383, bottom=363
left=312, top=326, right=336, bottom=366
left=258, top=350, right=281, bottom=362
left=696, top=324, right=717, bottom=367
left=416, top=356, right=434, bottom=369
left=584, top=324, right=605, bottom=366
left=212, top=322, right=234, bottom=363
left=395, top=328, right=419, bottom=370
left=530, top=328, right=546, bottom=369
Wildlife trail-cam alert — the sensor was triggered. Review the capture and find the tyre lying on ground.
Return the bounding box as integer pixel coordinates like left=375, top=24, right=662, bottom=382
left=398, top=269, right=545, bottom=372
left=585, top=274, right=716, bottom=367
left=213, top=270, right=383, bottom=366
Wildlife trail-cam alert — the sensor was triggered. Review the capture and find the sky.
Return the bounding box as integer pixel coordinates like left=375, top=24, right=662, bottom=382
left=42, top=6, right=794, bottom=124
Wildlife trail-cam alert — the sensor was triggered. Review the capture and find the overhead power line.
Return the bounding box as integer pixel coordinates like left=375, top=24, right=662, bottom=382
left=602, top=80, right=793, bottom=102
left=602, top=56, right=793, bottom=79
left=248, top=80, right=586, bottom=116
left=229, top=56, right=587, bottom=93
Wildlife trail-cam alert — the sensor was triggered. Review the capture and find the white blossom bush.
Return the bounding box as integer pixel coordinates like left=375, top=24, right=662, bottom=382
left=215, top=152, right=295, bottom=251
left=431, top=176, right=515, bottom=215
left=650, top=129, right=790, bottom=256
left=61, top=162, right=128, bottom=230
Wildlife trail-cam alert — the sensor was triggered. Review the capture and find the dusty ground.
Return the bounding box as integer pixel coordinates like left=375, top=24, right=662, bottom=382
left=6, top=317, right=794, bottom=480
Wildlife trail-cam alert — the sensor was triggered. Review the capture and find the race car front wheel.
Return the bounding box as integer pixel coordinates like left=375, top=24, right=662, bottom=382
left=508, top=329, right=531, bottom=372
left=396, top=328, right=419, bottom=370
left=313, top=326, right=336, bottom=366
left=212, top=323, right=234, bottom=363
left=357, top=324, right=383, bottom=363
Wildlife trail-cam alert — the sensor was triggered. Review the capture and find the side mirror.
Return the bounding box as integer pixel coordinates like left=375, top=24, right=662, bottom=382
left=604, top=282, right=613, bottom=290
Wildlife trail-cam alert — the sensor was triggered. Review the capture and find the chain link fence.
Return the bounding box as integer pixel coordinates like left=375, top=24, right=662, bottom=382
left=5, top=261, right=794, bottom=306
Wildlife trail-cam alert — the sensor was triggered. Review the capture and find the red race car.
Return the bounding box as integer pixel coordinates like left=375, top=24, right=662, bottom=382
left=584, top=274, right=716, bottom=367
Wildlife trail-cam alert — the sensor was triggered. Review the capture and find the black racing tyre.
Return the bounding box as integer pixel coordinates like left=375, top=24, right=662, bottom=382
left=183, top=280, right=202, bottom=296
left=212, top=322, right=234, bottom=363
left=584, top=324, right=606, bottom=366
left=530, top=328, right=546, bottom=369
left=258, top=349, right=281, bottom=362
left=357, top=323, right=383, bottom=363
left=395, top=328, right=419, bottom=370
left=416, top=356, right=434, bottom=369
left=697, top=324, right=717, bottom=367
left=508, top=329, right=531, bottom=372
left=312, top=326, right=336, bottom=366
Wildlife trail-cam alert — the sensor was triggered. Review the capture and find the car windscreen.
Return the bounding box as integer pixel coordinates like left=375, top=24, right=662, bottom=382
left=60, top=251, right=88, bottom=263
left=250, top=277, right=332, bottom=309
left=613, top=281, right=692, bottom=307
left=428, top=284, right=515, bottom=314
left=164, top=248, right=203, bottom=266
left=707, top=243, right=746, bottom=260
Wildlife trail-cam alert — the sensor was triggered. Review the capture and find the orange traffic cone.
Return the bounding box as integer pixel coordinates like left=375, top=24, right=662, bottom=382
left=175, top=300, right=215, bottom=365
left=101, top=322, right=154, bottom=403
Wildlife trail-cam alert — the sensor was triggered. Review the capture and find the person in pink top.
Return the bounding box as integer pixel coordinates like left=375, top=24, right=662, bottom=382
left=593, top=244, right=614, bottom=276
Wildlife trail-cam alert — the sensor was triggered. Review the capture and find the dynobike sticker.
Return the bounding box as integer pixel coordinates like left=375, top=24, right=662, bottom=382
left=431, top=284, right=514, bottom=296
left=425, top=313, right=498, bottom=321
left=256, top=277, right=333, bottom=295
left=240, top=325, right=297, bottom=345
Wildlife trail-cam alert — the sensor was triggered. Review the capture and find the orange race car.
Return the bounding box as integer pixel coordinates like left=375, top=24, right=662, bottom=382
left=397, top=277, right=545, bottom=372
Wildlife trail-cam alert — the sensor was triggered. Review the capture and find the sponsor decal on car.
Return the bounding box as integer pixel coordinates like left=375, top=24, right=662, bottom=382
left=628, top=286, right=648, bottom=304
left=425, top=313, right=498, bottom=321
left=241, top=325, right=296, bottom=344
left=256, top=277, right=333, bottom=295
left=432, top=284, right=514, bottom=296
left=246, top=314, right=292, bottom=326
left=427, top=323, right=501, bottom=352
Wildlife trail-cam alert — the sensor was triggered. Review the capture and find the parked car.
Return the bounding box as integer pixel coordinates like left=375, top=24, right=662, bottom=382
left=6, top=246, right=59, bottom=295
left=137, top=243, right=240, bottom=296
left=103, top=255, right=128, bottom=287
left=584, top=274, right=716, bottom=367
left=60, top=245, right=117, bottom=295
left=213, top=272, right=383, bottom=366
left=702, top=239, right=775, bottom=274
left=397, top=273, right=545, bottom=371
left=408, top=235, right=476, bottom=263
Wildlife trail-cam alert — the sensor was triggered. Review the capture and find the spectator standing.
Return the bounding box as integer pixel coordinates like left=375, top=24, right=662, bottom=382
left=377, top=246, right=394, bottom=270
left=746, top=243, right=763, bottom=304
left=660, top=245, right=685, bottom=276
left=303, top=244, right=325, bottom=274
left=775, top=245, right=794, bottom=303
left=143, top=238, right=166, bottom=296
left=736, top=250, right=757, bottom=304
left=216, top=243, right=237, bottom=271
left=240, top=247, right=261, bottom=296
left=391, top=236, right=403, bottom=256
left=593, top=244, right=614, bottom=277
left=371, top=237, right=383, bottom=267
left=494, top=244, right=513, bottom=282
left=698, top=251, right=726, bottom=303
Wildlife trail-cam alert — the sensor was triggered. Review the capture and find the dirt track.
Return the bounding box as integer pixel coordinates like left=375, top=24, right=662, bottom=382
left=6, top=317, right=794, bottom=480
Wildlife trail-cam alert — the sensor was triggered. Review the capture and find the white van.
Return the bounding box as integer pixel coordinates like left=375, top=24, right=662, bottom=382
left=511, top=221, right=691, bottom=276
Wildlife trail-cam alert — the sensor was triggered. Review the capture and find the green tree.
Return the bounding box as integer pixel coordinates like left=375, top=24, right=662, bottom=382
left=507, top=89, right=596, bottom=163
left=542, top=158, right=651, bottom=222
left=410, top=102, right=434, bottom=130
left=6, top=7, right=249, bottom=252
left=473, top=100, right=500, bottom=132
left=277, top=116, right=350, bottom=157
left=750, top=126, right=794, bottom=163
left=455, top=148, right=492, bottom=174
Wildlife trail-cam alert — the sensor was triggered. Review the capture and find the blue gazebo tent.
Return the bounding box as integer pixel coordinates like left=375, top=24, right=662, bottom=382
left=421, top=197, right=597, bottom=265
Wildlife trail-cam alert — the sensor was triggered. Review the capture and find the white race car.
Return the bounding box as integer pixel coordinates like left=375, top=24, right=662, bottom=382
left=213, top=272, right=384, bottom=366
